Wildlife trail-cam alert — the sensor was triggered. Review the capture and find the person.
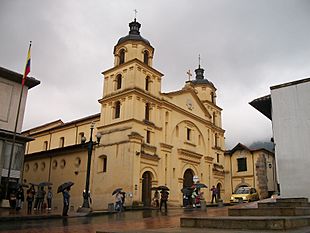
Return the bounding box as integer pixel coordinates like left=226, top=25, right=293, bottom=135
left=211, top=185, right=218, bottom=204
left=46, top=186, right=53, bottom=211
left=115, top=191, right=123, bottom=212
left=36, top=186, right=46, bottom=211
left=194, top=189, right=201, bottom=208
left=26, top=185, right=35, bottom=214
left=159, top=190, right=169, bottom=212
left=62, top=187, right=70, bottom=216
left=153, top=190, right=160, bottom=208
left=9, top=190, right=17, bottom=209
left=16, top=186, right=24, bottom=211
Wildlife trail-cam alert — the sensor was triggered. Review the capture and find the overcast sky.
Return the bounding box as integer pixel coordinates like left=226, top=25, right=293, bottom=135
left=1, top=0, right=309, bottom=149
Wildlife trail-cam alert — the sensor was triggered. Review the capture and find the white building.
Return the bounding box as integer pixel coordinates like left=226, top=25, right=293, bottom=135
left=250, top=77, right=310, bottom=199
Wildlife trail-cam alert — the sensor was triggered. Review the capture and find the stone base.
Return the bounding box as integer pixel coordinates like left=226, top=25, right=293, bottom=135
left=0, top=199, right=10, bottom=208
left=77, top=207, right=92, bottom=213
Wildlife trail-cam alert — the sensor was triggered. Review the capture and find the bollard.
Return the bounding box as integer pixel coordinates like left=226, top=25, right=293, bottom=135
left=200, top=200, right=207, bottom=211
left=218, top=199, right=224, bottom=207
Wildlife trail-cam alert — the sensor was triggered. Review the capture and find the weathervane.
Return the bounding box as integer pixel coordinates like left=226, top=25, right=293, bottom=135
left=187, top=69, right=192, bottom=81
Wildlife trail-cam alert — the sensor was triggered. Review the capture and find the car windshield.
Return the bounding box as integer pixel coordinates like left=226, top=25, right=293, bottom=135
left=236, top=188, right=250, bottom=194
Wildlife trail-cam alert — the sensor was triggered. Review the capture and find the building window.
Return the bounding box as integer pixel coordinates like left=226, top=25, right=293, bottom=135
left=79, top=132, right=85, bottom=143
left=187, top=128, right=191, bottom=141
left=216, top=153, right=220, bottom=163
left=33, top=163, right=38, bottom=171
left=75, top=157, right=81, bottom=167
left=237, top=158, right=247, bottom=172
left=40, top=162, right=46, bottom=171
left=119, top=49, right=125, bottom=65
left=24, top=163, right=29, bottom=172
left=146, top=130, right=151, bottom=143
left=145, top=76, right=150, bottom=91
left=43, top=141, right=48, bottom=151
left=143, top=50, right=149, bottom=65
left=116, top=74, right=122, bottom=90
left=59, top=137, right=65, bottom=148
left=176, top=126, right=179, bottom=137
left=211, top=92, right=215, bottom=103
left=98, top=155, right=107, bottom=173
left=60, top=159, right=66, bottom=169
left=52, top=160, right=58, bottom=169
left=215, top=133, right=218, bottom=147
left=145, top=103, right=150, bottom=121
left=213, top=112, right=216, bottom=125
left=114, top=101, right=121, bottom=119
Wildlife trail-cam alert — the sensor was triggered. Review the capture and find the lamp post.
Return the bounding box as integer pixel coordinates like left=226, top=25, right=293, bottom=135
left=78, top=122, right=101, bottom=213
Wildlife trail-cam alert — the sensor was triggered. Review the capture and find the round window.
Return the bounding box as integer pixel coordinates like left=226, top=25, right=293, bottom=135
left=25, top=163, right=29, bottom=172
left=75, top=157, right=81, bottom=167
left=41, top=162, right=46, bottom=171
left=33, top=163, right=38, bottom=171
left=52, top=160, right=58, bottom=169
left=60, top=159, right=66, bottom=169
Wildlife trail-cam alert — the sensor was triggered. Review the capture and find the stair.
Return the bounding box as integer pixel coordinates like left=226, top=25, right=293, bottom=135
left=180, top=197, right=310, bottom=230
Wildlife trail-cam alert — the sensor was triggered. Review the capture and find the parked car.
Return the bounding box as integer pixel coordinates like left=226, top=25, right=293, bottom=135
left=230, top=187, right=259, bottom=203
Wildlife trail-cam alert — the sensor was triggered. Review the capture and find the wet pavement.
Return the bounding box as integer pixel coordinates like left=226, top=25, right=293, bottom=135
left=1, top=205, right=310, bottom=233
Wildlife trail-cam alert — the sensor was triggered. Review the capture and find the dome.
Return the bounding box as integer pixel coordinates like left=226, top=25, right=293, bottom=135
left=116, top=19, right=151, bottom=47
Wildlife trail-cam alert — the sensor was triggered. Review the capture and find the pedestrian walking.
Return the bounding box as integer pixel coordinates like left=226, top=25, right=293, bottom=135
left=15, top=187, right=24, bottom=211
left=115, top=191, right=123, bottom=212
left=47, top=186, right=53, bottom=211
left=62, top=187, right=70, bottom=216
left=26, top=185, right=35, bottom=214
left=210, top=185, right=218, bottom=204
left=153, top=190, right=160, bottom=207
left=36, top=186, right=46, bottom=211
left=159, top=190, right=169, bottom=212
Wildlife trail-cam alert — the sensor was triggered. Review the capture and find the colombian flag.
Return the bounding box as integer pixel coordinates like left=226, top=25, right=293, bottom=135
left=22, top=41, right=32, bottom=87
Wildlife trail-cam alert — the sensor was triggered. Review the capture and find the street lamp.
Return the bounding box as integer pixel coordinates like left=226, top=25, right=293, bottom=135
left=77, top=122, right=101, bottom=213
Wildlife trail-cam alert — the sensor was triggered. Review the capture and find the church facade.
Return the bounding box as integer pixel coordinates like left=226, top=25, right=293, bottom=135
left=22, top=19, right=226, bottom=211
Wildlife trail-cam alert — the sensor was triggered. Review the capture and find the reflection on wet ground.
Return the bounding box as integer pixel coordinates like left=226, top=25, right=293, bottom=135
left=0, top=207, right=228, bottom=233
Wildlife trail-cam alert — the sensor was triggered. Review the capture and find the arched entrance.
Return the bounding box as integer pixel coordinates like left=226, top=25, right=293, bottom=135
left=183, top=169, right=194, bottom=188
left=183, top=169, right=194, bottom=206
left=142, top=171, right=152, bottom=206
left=216, top=183, right=222, bottom=200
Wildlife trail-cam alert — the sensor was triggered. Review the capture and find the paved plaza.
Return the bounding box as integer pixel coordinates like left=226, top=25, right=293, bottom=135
left=1, top=204, right=310, bottom=233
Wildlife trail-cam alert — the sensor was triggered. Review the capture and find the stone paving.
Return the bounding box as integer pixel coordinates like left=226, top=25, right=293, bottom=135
left=1, top=204, right=310, bottom=233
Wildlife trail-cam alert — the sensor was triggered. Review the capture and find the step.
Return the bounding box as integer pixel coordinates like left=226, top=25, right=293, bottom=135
left=277, top=198, right=309, bottom=203
left=180, top=216, right=310, bottom=230
left=228, top=207, right=310, bottom=216
left=258, top=202, right=310, bottom=208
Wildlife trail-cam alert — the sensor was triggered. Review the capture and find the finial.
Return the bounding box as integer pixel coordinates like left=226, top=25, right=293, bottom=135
left=198, top=54, right=201, bottom=68
left=187, top=69, right=192, bottom=81
left=134, top=9, right=138, bottom=20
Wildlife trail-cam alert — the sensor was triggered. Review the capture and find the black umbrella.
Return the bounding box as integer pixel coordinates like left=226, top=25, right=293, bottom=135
left=151, top=186, right=159, bottom=190
left=181, top=187, right=194, bottom=195
left=112, top=188, right=122, bottom=195
left=192, top=183, right=208, bottom=189
left=39, top=181, right=53, bottom=187
left=57, top=181, right=74, bottom=193
left=158, top=185, right=169, bottom=191
left=29, top=182, right=39, bottom=186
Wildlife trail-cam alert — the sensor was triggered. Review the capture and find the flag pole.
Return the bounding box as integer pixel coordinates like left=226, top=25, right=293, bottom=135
left=4, top=41, right=32, bottom=199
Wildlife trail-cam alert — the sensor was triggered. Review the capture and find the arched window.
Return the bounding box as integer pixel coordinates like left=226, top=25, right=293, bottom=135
left=145, top=76, right=150, bottom=91
left=145, top=103, right=150, bottom=120
left=114, top=101, right=121, bottom=119
left=213, top=112, right=216, bottom=125
left=143, top=50, right=149, bottom=65
left=119, top=49, right=125, bottom=65
left=211, top=92, right=215, bottom=103
left=116, top=74, right=122, bottom=90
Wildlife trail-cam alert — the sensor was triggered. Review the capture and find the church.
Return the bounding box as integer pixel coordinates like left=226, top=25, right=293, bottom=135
left=22, top=18, right=226, bottom=211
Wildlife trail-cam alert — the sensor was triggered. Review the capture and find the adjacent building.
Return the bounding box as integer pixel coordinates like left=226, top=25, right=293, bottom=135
left=250, top=77, right=310, bottom=199
left=22, top=19, right=226, bottom=211
left=0, top=66, right=40, bottom=200
left=224, top=143, right=278, bottom=201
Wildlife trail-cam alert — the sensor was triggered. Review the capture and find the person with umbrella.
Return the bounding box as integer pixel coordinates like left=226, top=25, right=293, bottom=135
left=159, top=190, right=169, bottom=212
left=57, top=181, right=74, bottom=216
left=26, top=185, right=35, bottom=214
left=62, top=186, right=71, bottom=216
left=113, top=188, right=123, bottom=212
